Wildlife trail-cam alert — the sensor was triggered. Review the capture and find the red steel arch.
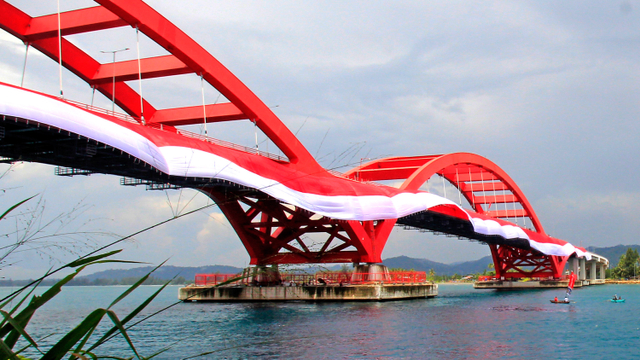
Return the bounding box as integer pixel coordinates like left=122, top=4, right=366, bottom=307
left=345, top=153, right=571, bottom=279
left=346, top=153, right=545, bottom=234
left=0, top=0, right=323, bottom=173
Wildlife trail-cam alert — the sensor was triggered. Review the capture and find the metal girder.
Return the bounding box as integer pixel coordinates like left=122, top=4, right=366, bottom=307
left=473, top=194, right=518, bottom=205
left=0, top=115, right=233, bottom=190
left=490, top=244, right=566, bottom=279
left=459, top=182, right=509, bottom=192
left=148, top=103, right=246, bottom=126
left=91, top=55, right=191, bottom=84
left=25, top=6, right=126, bottom=41
left=199, top=187, right=395, bottom=265
left=93, top=0, right=321, bottom=171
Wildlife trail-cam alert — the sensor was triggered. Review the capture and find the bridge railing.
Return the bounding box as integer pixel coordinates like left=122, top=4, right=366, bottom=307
left=174, top=128, right=289, bottom=162
left=303, top=271, right=427, bottom=285
left=194, top=274, right=242, bottom=286
left=476, top=275, right=569, bottom=282
left=193, top=271, right=428, bottom=286
left=64, top=99, right=291, bottom=163
left=62, top=99, right=360, bottom=180
left=345, top=271, right=428, bottom=284
left=65, top=99, right=141, bottom=125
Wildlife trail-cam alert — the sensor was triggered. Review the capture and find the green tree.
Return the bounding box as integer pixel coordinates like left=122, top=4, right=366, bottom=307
left=483, top=263, right=495, bottom=277
left=613, top=248, right=640, bottom=279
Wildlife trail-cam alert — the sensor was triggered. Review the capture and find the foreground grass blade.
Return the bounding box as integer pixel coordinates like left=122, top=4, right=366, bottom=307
left=0, top=195, right=36, bottom=222
left=86, top=277, right=172, bottom=353
left=40, top=308, right=106, bottom=360
left=0, top=271, right=49, bottom=311
left=0, top=271, right=77, bottom=346
left=108, top=260, right=167, bottom=310
left=0, top=337, right=22, bottom=360
left=104, top=311, right=140, bottom=360
left=66, top=250, right=123, bottom=269
left=0, top=310, right=39, bottom=352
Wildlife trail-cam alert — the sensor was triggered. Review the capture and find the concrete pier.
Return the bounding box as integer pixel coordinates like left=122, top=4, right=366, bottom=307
left=180, top=264, right=437, bottom=301
left=474, top=279, right=574, bottom=290
left=179, top=283, right=438, bottom=302
left=473, top=278, right=601, bottom=289
left=474, top=251, right=609, bottom=290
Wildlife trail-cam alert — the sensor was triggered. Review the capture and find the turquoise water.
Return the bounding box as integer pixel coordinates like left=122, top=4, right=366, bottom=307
left=4, top=283, right=640, bottom=359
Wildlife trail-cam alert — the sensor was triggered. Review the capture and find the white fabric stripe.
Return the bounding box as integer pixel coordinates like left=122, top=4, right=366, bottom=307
left=469, top=217, right=590, bottom=259
left=470, top=218, right=529, bottom=240
left=0, top=84, right=169, bottom=173
left=529, top=241, right=592, bottom=260
left=0, top=83, right=590, bottom=259
left=160, top=146, right=459, bottom=220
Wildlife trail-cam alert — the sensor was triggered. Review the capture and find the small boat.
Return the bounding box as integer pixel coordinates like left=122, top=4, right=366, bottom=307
left=611, top=298, right=625, bottom=303
left=550, top=299, right=570, bottom=304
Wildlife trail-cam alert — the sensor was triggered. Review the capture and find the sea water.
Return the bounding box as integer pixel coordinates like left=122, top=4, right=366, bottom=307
left=4, top=283, right=640, bottom=359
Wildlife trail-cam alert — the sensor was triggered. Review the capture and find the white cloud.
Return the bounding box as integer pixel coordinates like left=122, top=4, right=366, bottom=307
left=194, top=212, right=248, bottom=266
left=538, top=190, right=640, bottom=223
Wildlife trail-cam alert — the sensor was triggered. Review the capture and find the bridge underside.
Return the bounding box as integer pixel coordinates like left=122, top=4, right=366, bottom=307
left=397, top=211, right=530, bottom=250
left=398, top=211, right=565, bottom=279
left=0, top=114, right=218, bottom=188
left=0, top=113, right=550, bottom=272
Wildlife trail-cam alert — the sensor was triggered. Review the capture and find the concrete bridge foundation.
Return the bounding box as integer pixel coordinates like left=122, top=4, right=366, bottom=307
left=474, top=252, right=609, bottom=289
left=180, top=264, right=438, bottom=302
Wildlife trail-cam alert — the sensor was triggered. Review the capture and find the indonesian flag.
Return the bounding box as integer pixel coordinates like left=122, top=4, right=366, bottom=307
left=567, top=272, right=577, bottom=294
left=0, top=82, right=594, bottom=261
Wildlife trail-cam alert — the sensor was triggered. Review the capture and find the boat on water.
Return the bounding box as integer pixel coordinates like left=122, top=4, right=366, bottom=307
left=550, top=299, right=570, bottom=304
left=611, top=298, right=625, bottom=303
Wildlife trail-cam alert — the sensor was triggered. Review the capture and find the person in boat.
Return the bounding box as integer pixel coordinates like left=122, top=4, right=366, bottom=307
left=554, top=296, right=558, bottom=302
left=564, top=296, right=569, bottom=303
left=613, top=294, right=619, bottom=300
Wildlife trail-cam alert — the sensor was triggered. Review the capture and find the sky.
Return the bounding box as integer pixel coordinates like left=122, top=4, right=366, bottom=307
left=1, top=0, right=640, bottom=279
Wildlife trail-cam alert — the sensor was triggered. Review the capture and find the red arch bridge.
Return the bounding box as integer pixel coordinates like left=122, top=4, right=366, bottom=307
left=0, top=0, right=608, bottom=285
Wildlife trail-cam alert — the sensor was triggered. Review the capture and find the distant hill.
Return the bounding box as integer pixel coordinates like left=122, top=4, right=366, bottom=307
left=82, top=265, right=244, bottom=282
left=586, top=245, right=640, bottom=268
left=383, top=255, right=492, bottom=276
left=4, top=245, right=632, bottom=287
left=85, top=257, right=492, bottom=281
left=75, top=245, right=640, bottom=282
left=0, top=255, right=501, bottom=286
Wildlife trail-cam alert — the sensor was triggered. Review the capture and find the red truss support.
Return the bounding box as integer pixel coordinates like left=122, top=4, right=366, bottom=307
left=200, top=187, right=393, bottom=265
left=489, top=244, right=568, bottom=279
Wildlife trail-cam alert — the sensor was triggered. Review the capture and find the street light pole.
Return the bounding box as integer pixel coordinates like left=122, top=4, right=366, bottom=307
left=100, top=48, right=129, bottom=112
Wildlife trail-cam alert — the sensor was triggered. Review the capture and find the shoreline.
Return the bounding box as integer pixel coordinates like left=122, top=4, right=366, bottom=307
left=605, top=280, right=640, bottom=284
